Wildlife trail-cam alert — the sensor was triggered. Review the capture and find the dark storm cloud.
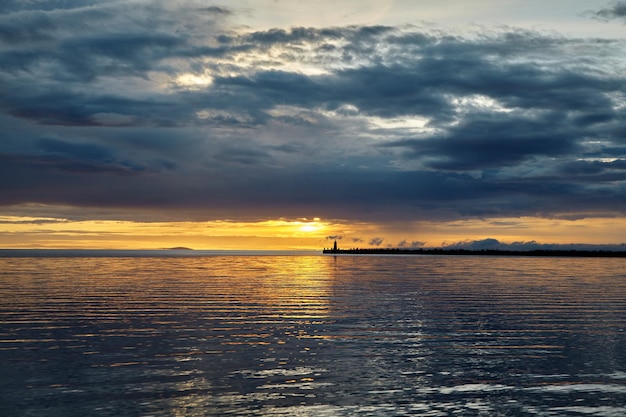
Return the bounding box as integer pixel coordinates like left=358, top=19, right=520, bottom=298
left=0, top=218, right=68, bottom=225
left=557, top=159, right=626, bottom=177
left=593, top=2, right=626, bottom=20
left=207, top=28, right=623, bottom=127
left=369, top=237, right=384, bottom=246
left=1, top=1, right=625, bottom=223
left=199, top=6, right=233, bottom=15
left=397, top=240, right=426, bottom=248
left=0, top=2, right=232, bottom=81
left=0, top=138, right=147, bottom=176
left=0, top=1, right=110, bottom=13
left=1, top=31, right=185, bottom=82
left=38, top=138, right=114, bottom=161
left=1, top=86, right=177, bottom=127
left=384, top=114, right=581, bottom=171
left=213, top=144, right=271, bottom=166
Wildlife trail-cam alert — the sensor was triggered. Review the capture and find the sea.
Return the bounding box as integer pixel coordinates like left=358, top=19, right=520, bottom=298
left=1, top=250, right=625, bottom=416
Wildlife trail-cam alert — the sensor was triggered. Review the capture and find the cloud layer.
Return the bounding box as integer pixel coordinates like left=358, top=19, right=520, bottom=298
left=1, top=1, right=625, bottom=225
left=442, top=238, right=626, bottom=252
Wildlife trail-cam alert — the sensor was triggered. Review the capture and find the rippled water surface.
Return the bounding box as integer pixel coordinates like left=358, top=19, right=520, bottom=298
left=1, top=254, right=626, bottom=416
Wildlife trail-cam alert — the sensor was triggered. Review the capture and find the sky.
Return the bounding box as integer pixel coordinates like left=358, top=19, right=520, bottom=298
left=1, top=0, right=626, bottom=250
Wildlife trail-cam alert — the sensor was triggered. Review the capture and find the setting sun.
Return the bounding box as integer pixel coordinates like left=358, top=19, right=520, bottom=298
left=297, top=218, right=324, bottom=233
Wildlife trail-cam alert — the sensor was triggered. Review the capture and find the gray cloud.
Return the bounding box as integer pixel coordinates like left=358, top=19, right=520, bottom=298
left=397, top=240, right=427, bottom=248
left=0, top=218, right=69, bottom=225
left=1, top=1, right=625, bottom=226
left=593, top=2, right=626, bottom=20
left=199, top=6, right=233, bottom=15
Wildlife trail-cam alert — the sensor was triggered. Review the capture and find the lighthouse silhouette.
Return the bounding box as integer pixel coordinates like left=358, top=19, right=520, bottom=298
left=333, top=239, right=338, bottom=251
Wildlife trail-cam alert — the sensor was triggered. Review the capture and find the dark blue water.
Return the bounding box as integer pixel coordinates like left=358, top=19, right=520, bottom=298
left=1, top=254, right=625, bottom=416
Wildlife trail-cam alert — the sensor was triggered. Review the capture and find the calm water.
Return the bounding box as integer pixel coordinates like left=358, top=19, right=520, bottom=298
left=1, top=253, right=625, bottom=416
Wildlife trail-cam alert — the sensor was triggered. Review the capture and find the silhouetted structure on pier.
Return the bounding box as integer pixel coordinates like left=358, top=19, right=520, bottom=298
left=325, top=239, right=340, bottom=253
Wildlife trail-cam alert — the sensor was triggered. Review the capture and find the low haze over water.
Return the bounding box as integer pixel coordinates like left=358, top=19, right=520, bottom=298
left=1, top=253, right=625, bottom=416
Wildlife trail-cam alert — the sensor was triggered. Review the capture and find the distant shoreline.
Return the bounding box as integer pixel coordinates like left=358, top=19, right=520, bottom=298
left=323, top=248, right=626, bottom=257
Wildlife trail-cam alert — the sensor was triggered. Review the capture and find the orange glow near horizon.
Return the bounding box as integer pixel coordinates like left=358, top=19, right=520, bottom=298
left=0, top=215, right=335, bottom=250
left=0, top=211, right=625, bottom=250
